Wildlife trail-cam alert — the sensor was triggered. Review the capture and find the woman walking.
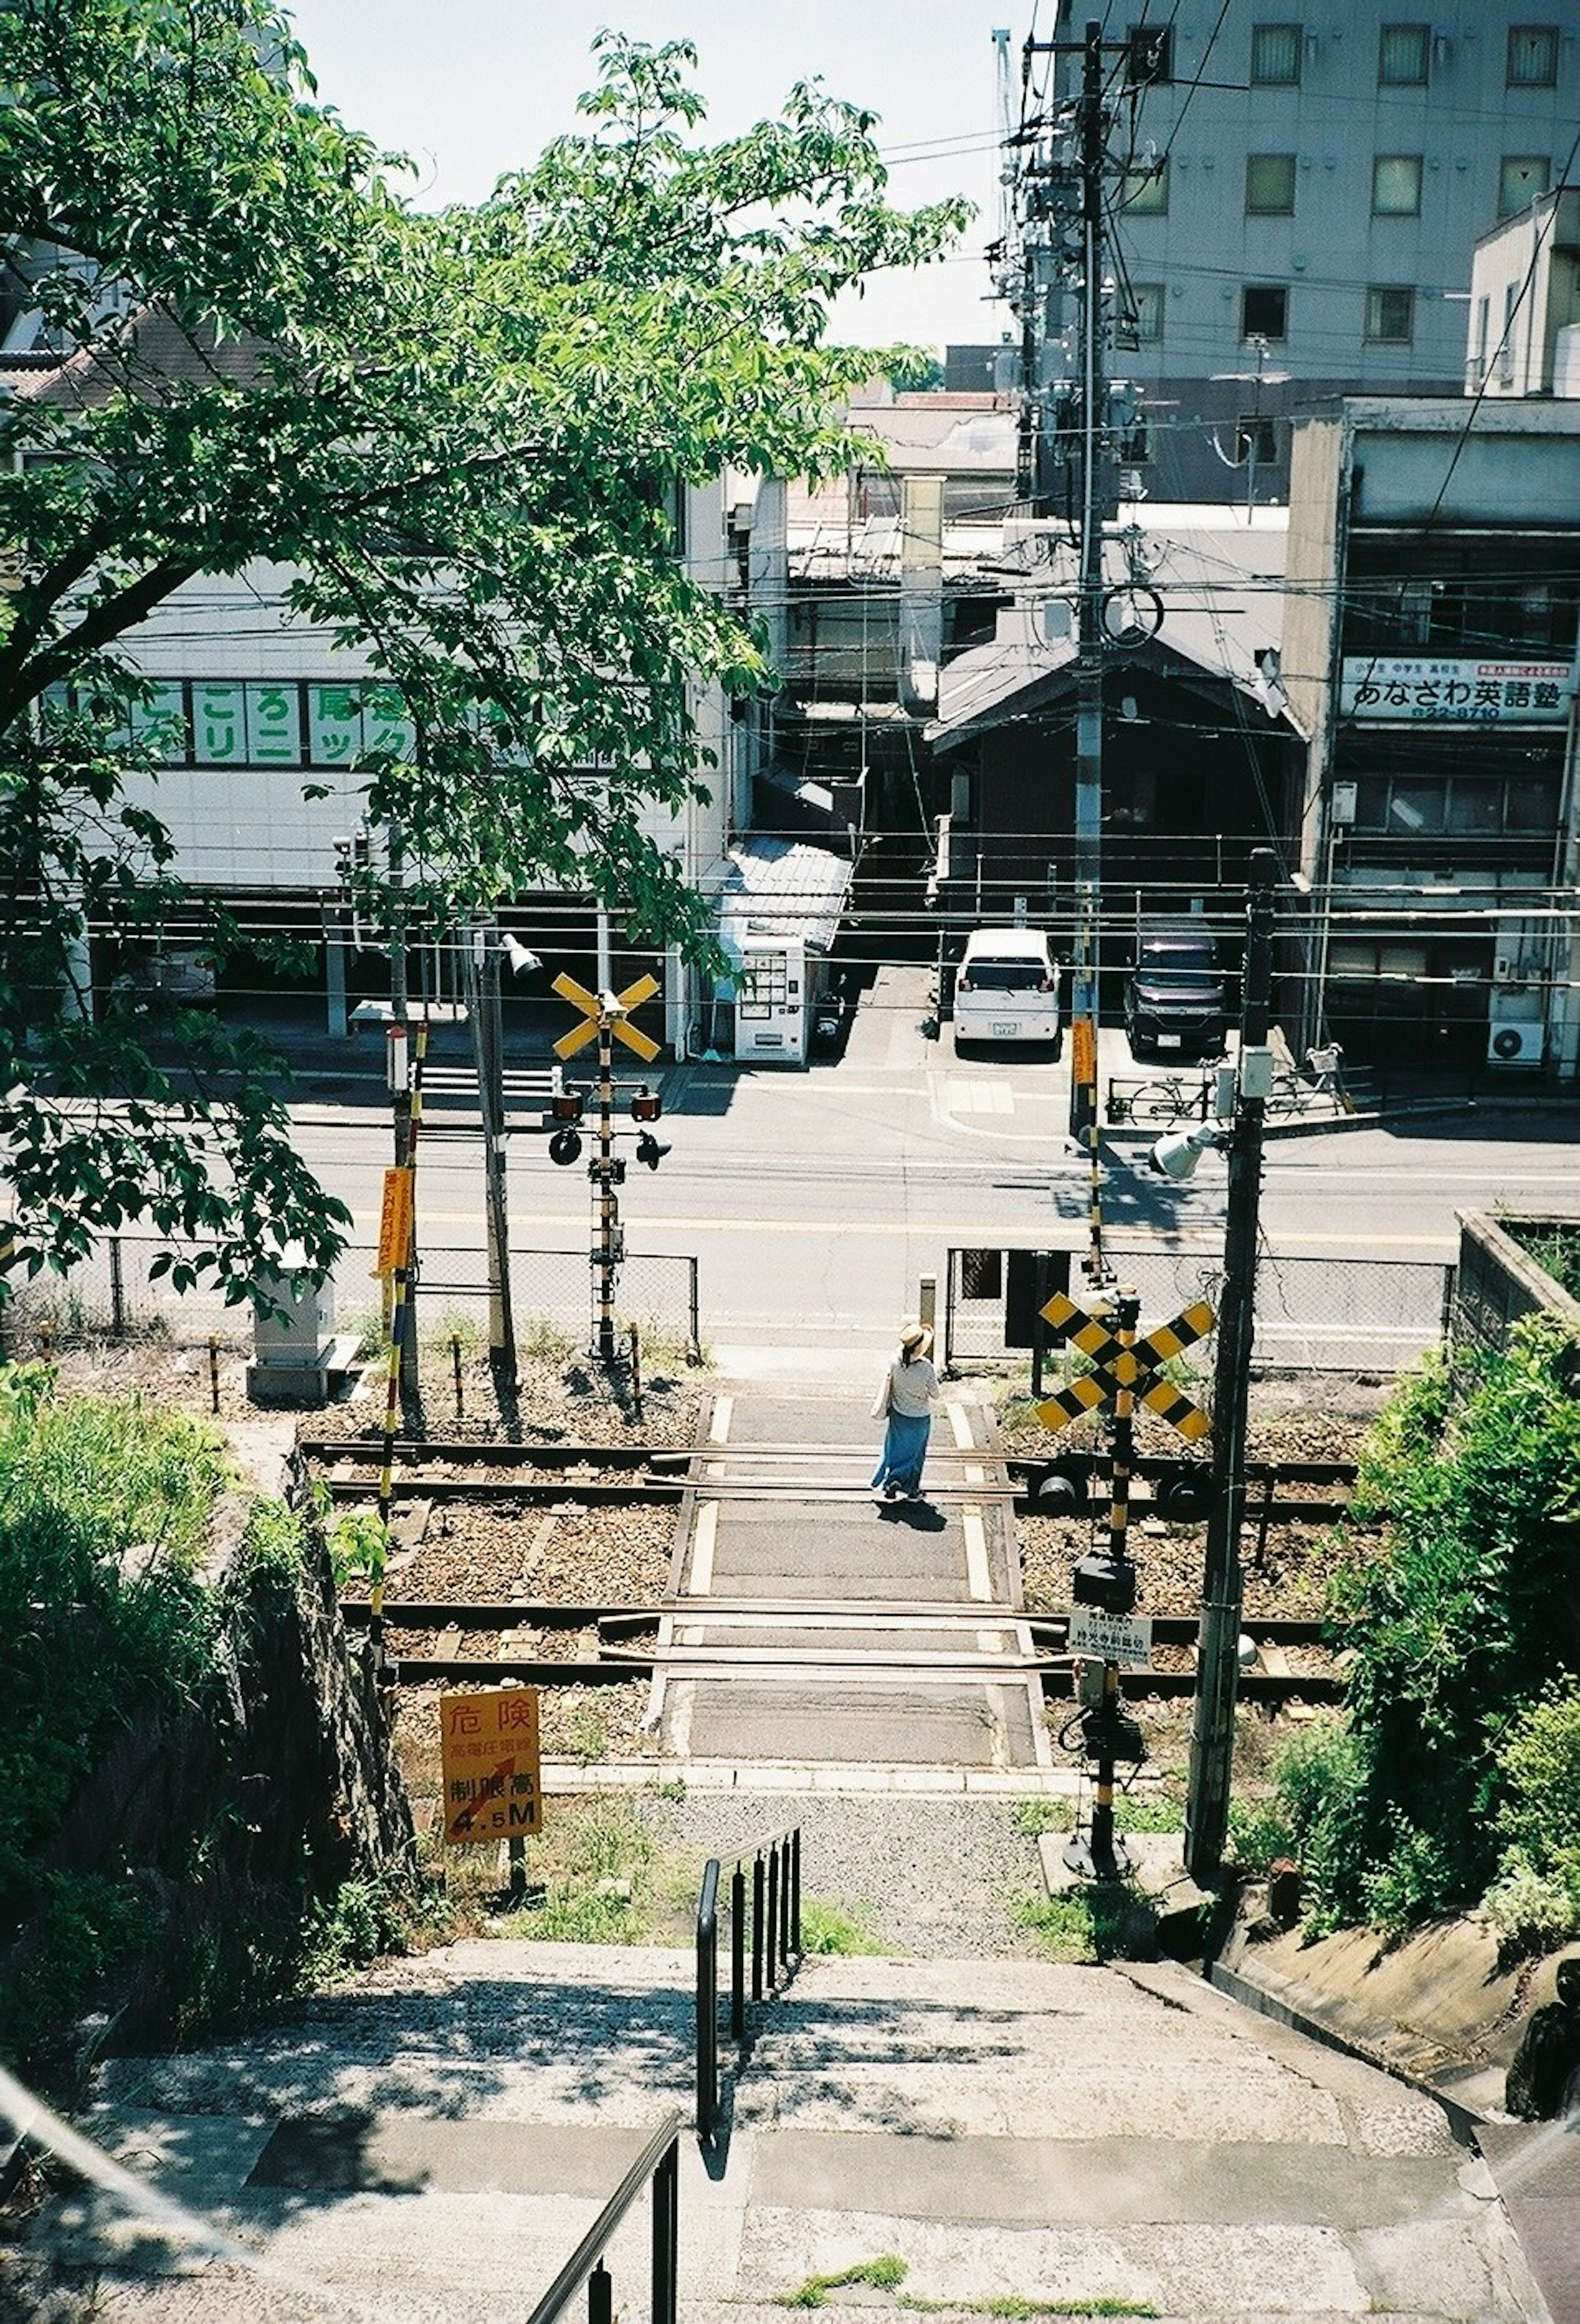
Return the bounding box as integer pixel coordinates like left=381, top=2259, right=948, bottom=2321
left=871, top=1323, right=940, bottom=1502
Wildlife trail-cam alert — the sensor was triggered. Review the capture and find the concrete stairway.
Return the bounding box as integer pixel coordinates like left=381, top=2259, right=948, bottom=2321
left=32, top=1942, right=1544, bottom=2324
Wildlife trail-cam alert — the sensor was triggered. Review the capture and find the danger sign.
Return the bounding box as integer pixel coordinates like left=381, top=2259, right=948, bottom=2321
left=440, top=1687, right=543, bottom=1846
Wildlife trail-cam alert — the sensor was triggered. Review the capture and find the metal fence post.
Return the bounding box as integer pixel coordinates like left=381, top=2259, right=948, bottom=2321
left=688, top=1256, right=701, bottom=1366
left=766, top=1841, right=781, bottom=1990
left=730, top=1863, right=746, bottom=2041
left=751, top=1854, right=765, bottom=2003
left=650, top=2137, right=679, bottom=2324
left=109, top=1236, right=125, bottom=1338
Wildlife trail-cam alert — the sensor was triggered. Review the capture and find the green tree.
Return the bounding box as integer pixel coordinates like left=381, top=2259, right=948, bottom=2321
left=0, top=3, right=966, bottom=1305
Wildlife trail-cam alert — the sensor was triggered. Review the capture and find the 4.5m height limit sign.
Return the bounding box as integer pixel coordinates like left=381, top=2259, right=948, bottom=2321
left=440, top=1687, right=543, bottom=1846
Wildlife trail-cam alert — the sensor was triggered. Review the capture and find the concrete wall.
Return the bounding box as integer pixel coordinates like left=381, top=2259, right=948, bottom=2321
left=1454, top=1210, right=1580, bottom=1352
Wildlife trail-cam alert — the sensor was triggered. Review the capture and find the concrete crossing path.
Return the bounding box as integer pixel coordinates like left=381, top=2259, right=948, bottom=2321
left=33, top=1941, right=1544, bottom=2323
left=653, top=1382, right=1051, bottom=1776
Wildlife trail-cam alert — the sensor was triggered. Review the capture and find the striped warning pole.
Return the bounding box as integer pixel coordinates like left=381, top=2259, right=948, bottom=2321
left=372, top=1021, right=428, bottom=1675
left=1088, top=1286, right=1140, bottom=1878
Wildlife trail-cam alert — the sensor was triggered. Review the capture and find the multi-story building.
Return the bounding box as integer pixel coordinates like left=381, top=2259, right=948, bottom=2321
left=1067, top=2, right=1577, bottom=498
left=1284, top=396, right=1580, bottom=1078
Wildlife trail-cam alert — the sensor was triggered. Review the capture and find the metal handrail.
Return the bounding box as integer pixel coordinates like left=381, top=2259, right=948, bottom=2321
left=696, top=1825, right=802, bottom=2144
left=523, top=2108, right=682, bottom=2324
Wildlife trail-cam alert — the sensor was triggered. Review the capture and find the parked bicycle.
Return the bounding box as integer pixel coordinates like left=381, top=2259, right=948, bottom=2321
left=1108, top=1060, right=1226, bottom=1127
left=1269, top=1042, right=1353, bottom=1116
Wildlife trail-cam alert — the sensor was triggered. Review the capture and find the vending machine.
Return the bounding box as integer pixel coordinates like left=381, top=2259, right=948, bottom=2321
left=732, top=933, right=807, bottom=1064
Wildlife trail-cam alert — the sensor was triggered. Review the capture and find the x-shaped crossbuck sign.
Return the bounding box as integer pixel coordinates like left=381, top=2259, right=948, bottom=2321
left=552, top=971, right=662, bottom=1064
left=1035, top=1289, right=1216, bottom=1441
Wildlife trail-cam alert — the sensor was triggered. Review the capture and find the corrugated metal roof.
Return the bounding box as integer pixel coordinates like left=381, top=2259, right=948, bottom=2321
left=714, top=836, right=853, bottom=959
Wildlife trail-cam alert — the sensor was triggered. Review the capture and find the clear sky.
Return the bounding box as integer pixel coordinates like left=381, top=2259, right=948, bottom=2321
left=281, top=1, right=1024, bottom=354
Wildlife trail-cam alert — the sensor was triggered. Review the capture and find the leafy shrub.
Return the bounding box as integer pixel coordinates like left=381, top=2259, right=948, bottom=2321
left=1480, top=1855, right=1580, bottom=1963
left=0, top=1377, right=230, bottom=1941
left=1227, top=1797, right=1295, bottom=1875
left=1298, top=1319, right=1580, bottom=1937
left=1495, top=1687, right=1580, bottom=1889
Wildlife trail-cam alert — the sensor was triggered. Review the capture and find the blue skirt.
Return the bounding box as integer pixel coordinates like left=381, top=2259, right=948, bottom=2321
left=872, top=1408, right=932, bottom=1496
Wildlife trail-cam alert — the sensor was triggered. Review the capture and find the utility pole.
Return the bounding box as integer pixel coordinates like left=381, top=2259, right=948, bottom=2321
left=1014, top=21, right=1122, bottom=1279
left=1185, top=846, right=1278, bottom=1882
left=1069, top=19, right=1107, bottom=1283
left=465, top=917, right=517, bottom=1388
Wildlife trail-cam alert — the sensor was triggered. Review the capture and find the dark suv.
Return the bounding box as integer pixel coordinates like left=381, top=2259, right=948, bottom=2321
left=1124, top=922, right=1229, bottom=1057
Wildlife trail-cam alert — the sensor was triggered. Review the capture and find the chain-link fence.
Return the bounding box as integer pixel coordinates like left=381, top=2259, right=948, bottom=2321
left=0, top=1235, right=701, bottom=1364
left=943, top=1243, right=1455, bottom=1377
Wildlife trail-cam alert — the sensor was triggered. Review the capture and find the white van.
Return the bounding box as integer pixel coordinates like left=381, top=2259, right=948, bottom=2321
left=953, top=928, right=1062, bottom=1053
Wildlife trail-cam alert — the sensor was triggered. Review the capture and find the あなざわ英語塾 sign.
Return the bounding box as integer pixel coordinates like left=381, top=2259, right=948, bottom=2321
left=440, top=1687, right=542, bottom=1845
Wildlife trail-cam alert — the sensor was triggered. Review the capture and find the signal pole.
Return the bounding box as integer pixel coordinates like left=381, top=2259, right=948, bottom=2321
left=550, top=968, right=663, bottom=1366
left=1185, top=847, right=1278, bottom=1881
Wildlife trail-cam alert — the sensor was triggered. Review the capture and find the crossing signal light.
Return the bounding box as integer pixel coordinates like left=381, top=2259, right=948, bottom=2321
left=1154, top=1461, right=1215, bottom=1521
left=634, top=1130, right=671, bottom=1171
left=630, top=1083, right=662, bottom=1122
left=552, top=1088, right=586, bottom=1124
left=1035, top=1454, right=1095, bottom=1513
left=548, top=1127, right=583, bottom=1166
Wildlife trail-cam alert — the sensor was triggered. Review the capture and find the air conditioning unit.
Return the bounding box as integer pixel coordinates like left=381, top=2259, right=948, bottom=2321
left=1487, top=1021, right=1543, bottom=1066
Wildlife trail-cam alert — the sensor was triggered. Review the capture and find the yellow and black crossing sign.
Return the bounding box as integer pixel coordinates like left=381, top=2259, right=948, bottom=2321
left=552, top=970, right=661, bottom=1063
left=1036, top=1290, right=1215, bottom=1441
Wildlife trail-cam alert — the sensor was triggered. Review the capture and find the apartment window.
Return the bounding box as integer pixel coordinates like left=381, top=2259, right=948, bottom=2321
left=1498, top=155, right=1550, bottom=217
left=1507, top=25, right=1559, bottom=86
left=1129, top=282, right=1165, bottom=342
left=1241, top=284, right=1288, bottom=340
left=1472, top=293, right=1491, bottom=386
left=1121, top=158, right=1169, bottom=214
left=1372, top=155, right=1423, bottom=216
left=1378, top=24, right=1430, bottom=84
left=1365, top=285, right=1416, bottom=343
left=1250, top=23, right=1302, bottom=84
left=1245, top=153, right=1297, bottom=214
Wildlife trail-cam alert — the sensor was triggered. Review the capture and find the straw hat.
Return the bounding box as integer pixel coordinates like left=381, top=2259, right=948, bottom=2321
left=899, top=1323, right=933, bottom=1359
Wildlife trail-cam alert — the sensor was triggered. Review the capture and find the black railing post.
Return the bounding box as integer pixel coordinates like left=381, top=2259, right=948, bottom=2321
left=730, top=1863, right=746, bottom=2041
left=695, top=1859, right=719, bottom=2142
left=790, top=1829, right=802, bottom=1953
left=752, top=1853, right=765, bottom=2002
left=651, top=2138, right=679, bottom=2324
left=766, top=1843, right=781, bottom=1989
left=588, top=2262, right=612, bottom=2324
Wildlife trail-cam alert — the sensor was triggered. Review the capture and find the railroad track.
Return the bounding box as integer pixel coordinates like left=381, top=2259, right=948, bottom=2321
left=305, top=1436, right=1362, bottom=1708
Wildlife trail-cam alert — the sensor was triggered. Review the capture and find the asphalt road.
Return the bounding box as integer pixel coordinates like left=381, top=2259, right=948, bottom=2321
left=284, top=975, right=1580, bottom=1355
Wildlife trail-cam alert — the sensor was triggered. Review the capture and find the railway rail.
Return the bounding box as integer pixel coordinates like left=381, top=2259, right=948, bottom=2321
left=304, top=1434, right=1368, bottom=1712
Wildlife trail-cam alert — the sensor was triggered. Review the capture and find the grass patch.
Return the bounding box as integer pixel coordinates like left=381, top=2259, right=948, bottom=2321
left=1017, top=1886, right=1134, bottom=1964
left=486, top=1794, right=660, bottom=1944
left=775, top=2258, right=1155, bottom=2321
left=778, top=2255, right=909, bottom=2307
left=798, top=1898, right=884, bottom=1956
left=904, top=2304, right=1156, bottom=2320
